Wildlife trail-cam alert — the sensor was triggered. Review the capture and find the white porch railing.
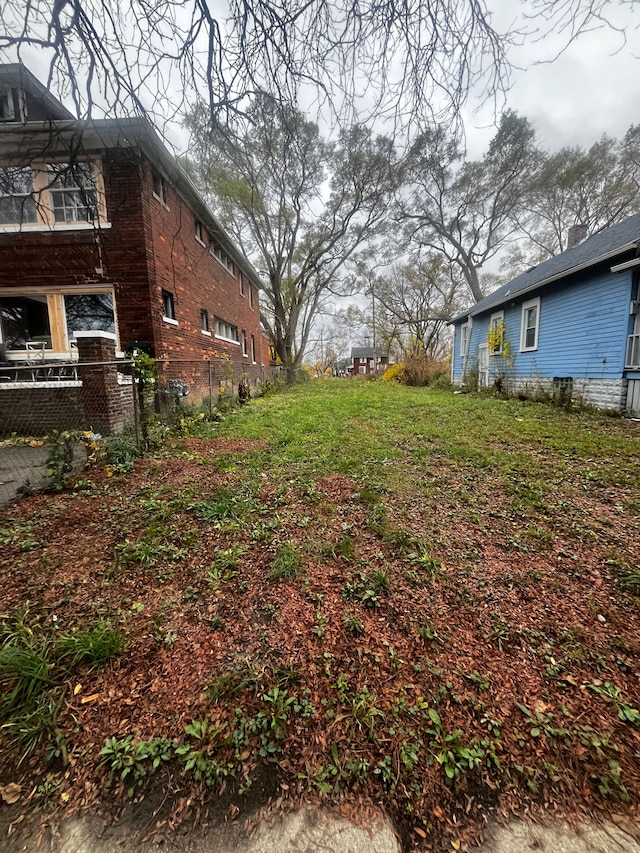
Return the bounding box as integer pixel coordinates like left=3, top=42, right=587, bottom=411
left=626, top=333, right=640, bottom=369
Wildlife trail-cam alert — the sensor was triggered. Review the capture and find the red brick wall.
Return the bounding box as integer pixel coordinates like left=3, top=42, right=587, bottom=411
left=0, top=143, right=264, bottom=385
left=136, top=159, right=264, bottom=382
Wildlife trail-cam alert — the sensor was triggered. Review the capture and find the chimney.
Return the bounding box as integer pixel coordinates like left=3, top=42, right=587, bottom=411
left=567, top=224, right=588, bottom=250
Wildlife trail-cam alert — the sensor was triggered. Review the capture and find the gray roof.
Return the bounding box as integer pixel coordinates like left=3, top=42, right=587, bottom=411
left=450, top=213, right=640, bottom=324
left=351, top=347, right=385, bottom=358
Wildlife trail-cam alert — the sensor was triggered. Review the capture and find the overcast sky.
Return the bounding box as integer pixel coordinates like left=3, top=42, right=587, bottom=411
left=463, top=0, right=640, bottom=157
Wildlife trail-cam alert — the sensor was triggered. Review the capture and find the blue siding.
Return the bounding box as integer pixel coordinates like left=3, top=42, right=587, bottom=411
left=452, top=267, right=634, bottom=383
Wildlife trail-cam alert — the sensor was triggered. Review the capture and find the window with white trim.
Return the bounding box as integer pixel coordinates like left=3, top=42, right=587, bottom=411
left=152, top=170, right=166, bottom=203
left=251, top=334, right=256, bottom=363
left=489, top=311, right=504, bottom=355
left=242, top=329, right=248, bottom=356
left=214, top=317, right=239, bottom=342
left=200, top=309, right=210, bottom=333
left=162, top=290, right=176, bottom=321
left=0, top=160, right=105, bottom=227
left=249, top=285, right=254, bottom=310
left=47, top=163, right=97, bottom=223
left=460, top=322, right=470, bottom=358
left=520, top=297, right=540, bottom=352
left=195, top=219, right=206, bottom=245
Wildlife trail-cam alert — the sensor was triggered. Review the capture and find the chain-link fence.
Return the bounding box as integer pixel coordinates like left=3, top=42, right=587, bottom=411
left=0, top=350, right=276, bottom=505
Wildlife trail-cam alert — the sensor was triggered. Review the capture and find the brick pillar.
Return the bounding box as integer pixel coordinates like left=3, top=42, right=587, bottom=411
left=75, top=332, right=123, bottom=435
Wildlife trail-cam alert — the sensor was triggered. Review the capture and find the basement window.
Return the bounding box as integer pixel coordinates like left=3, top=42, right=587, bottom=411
left=201, top=309, right=211, bottom=335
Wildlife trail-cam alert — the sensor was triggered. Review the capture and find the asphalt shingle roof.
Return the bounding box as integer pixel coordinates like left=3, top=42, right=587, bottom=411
left=451, top=213, right=640, bottom=324
left=351, top=347, right=384, bottom=358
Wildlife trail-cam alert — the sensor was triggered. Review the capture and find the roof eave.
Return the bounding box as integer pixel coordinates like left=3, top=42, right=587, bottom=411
left=449, top=240, right=639, bottom=326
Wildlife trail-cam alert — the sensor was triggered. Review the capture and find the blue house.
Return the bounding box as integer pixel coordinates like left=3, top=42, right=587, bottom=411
left=450, top=215, right=640, bottom=416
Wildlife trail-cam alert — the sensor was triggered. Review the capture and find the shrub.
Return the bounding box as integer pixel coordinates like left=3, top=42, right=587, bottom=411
left=382, top=363, right=405, bottom=383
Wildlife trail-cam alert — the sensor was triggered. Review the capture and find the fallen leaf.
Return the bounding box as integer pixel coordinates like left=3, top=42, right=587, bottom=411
left=452, top=841, right=461, bottom=850
left=0, top=783, right=22, bottom=804
left=415, top=827, right=427, bottom=839
left=80, top=693, right=100, bottom=704
left=74, top=683, right=83, bottom=695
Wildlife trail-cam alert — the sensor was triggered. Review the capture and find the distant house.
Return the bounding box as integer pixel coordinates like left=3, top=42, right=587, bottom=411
left=351, top=346, right=388, bottom=376
left=450, top=218, right=640, bottom=416
left=0, top=64, right=265, bottom=382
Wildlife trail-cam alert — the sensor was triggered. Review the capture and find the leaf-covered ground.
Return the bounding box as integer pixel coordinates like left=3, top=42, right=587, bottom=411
left=1, top=381, right=640, bottom=851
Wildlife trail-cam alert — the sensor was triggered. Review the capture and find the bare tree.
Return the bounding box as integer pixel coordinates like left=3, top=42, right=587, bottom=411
left=187, top=95, right=395, bottom=381
left=399, top=110, right=539, bottom=303
left=372, top=258, right=459, bottom=360
left=512, top=128, right=640, bottom=260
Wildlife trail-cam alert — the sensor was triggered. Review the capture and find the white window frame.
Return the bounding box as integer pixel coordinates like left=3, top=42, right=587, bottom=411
left=520, top=297, right=540, bottom=352
left=0, top=158, right=108, bottom=231
left=241, top=329, right=248, bottom=356
left=214, top=317, right=239, bottom=343
left=195, top=219, right=206, bottom=246
left=489, top=310, right=504, bottom=355
left=460, top=322, right=470, bottom=358
left=162, top=290, right=178, bottom=324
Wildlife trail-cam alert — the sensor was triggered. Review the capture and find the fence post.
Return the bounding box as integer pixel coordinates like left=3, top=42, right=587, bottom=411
left=208, top=360, right=213, bottom=418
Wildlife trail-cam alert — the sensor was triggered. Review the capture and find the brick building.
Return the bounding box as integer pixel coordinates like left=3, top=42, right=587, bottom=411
left=350, top=346, right=388, bottom=376
left=0, top=64, right=266, bottom=395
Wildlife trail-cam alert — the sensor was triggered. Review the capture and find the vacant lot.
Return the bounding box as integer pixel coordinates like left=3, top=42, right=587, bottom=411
left=1, top=380, right=639, bottom=851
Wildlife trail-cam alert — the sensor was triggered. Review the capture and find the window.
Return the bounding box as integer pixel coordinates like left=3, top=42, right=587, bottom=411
left=239, top=274, right=245, bottom=296
left=520, top=297, right=540, bottom=352
left=0, top=88, right=15, bottom=121
left=359, top=365, right=366, bottom=374
left=242, top=330, right=248, bottom=356
left=0, top=167, right=38, bottom=225
left=200, top=309, right=210, bottom=334
left=0, top=295, right=51, bottom=349
left=210, top=241, right=235, bottom=274
left=0, top=289, right=115, bottom=353
left=195, top=219, right=206, bottom=245
left=152, top=170, right=166, bottom=203
left=489, top=311, right=504, bottom=355
left=47, top=163, right=97, bottom=223
left=162, top=290, right=176, bottom=322
left=249, top=285, right=254, bottom=310
left=214, top=318, right=239, bottom=342
left=251, top=334, right=256, bottom=363
left=460, top=322, right=470, bottom=358
left=64, top=293, right=115, bottom=340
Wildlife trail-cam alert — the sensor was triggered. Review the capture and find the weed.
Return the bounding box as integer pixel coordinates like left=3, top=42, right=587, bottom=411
left=206, top=665, right=258, bottom=703
left=588, top=682, right=640, bottom=725
left=207, top=545, right=245, bottom=588
left=343, top=611, right=364, bottom=636
left=490, top=612, right=512, bottom=652
left=269, top=542, right=303, bottom=581
left=416, top=620, right=440, bottom=642
left=57, top=625, right=124, bottom=669
left=406, top=550, right=441, bottom=585
left=338, top=686, right=384, bottom=737
left=464, top=671, right=490, bottom=691
left=313, top=611, right=328, bottom=638
left=341, top=570, right=391, bottom=608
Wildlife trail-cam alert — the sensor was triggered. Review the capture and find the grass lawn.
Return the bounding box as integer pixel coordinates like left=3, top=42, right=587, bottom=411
left=1, top=379, right=639, bottom=851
